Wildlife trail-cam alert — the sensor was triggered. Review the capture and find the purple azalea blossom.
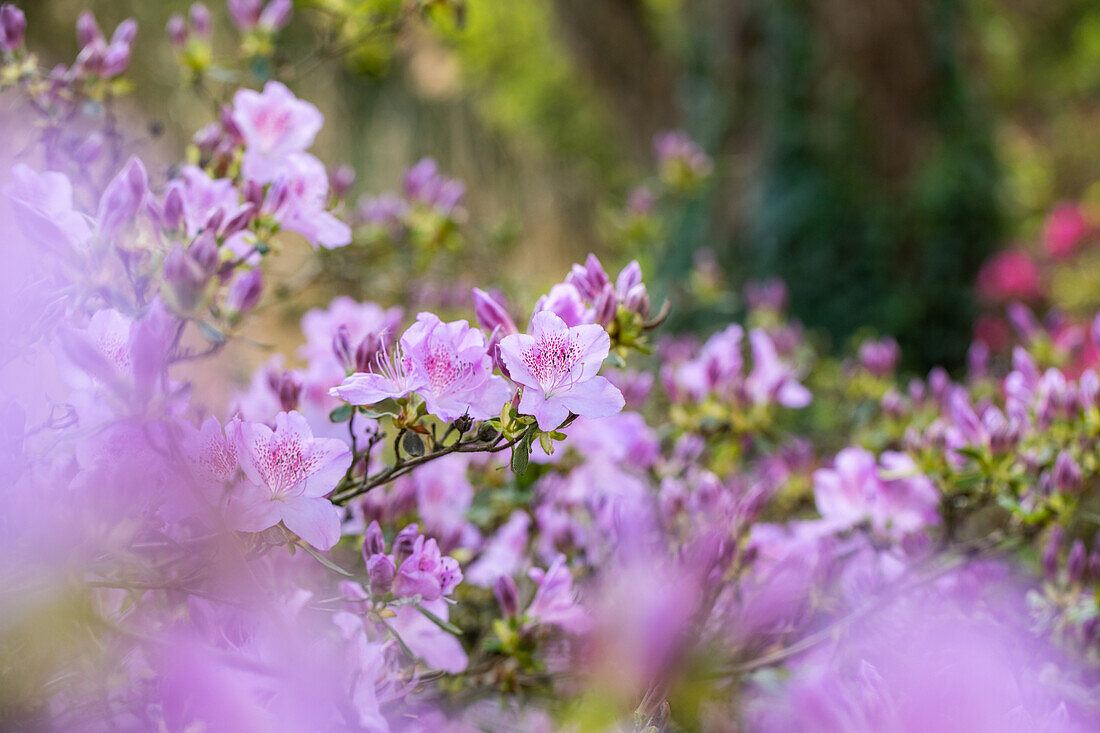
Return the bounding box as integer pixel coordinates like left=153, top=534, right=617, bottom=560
left=813, top=447, right=939, bottom=537
left=393, top=534, right=463, bottom=602
left=332, top=312, right=511, bottom=421
left=229, top=410, right=351, bottom=549
left=525, top=555, right=591, bottom=634
left=499, top=311, right=624, bottom=430
left=231, top=81, right=323, bottom=183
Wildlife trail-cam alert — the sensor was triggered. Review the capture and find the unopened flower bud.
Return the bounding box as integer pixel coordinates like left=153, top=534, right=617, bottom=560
left=0, top=4, right=26, bottom=51
left=594, top=289, right=617, bottom=328
left=266, top=369, right=301, bottom=412
left=493, top=575, right=519, bottom=618
left=1042, top=527, right=1064, bottom=580
left=859, top=337, right=900, bottom=377
left=366, top=553, right=395, bottom=595
left=259, top=0, right=293, bottom=31
left=1067, top=540, right=1087, bottom=585
left=74, top=132, right=104, bottom=166
left=881, top=388, right=905, bottom=418
left=189, top=232, right=219, bottom=274
left=164, top=245, right=206, bottom=310
left=101, top=43, right=131, bottom=77
left=220, top=203, right=255, bottom=238
left=363, top=520, right=386, bottom=557
left=333, top=325, right=355, bottom=371
left=76, top=11, right=101, bottom=48
left=111, top=18, right=137, bottom=47
left=163, top=186, right=185, bottom=231
left=1083, top=616, right=1099, bottom=644
left=166, top=14, right=187, bottom=48
left=472, top=288, right=517, bottom=337
left=189, top=3, right=211, bottom=37
left=1053, top=450, right=1082, bottom=494
left=624, top=283, right=650, bottom=318
left=225, top=268, right=262, bottom=316
left=392, top=524, right=419, bottom=567
left=329, top=165, right=355, bottom=199
left=354, top=333, right=382, bottom=373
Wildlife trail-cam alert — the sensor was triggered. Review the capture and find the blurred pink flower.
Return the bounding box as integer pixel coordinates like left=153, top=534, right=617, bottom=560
left=977, top=249, right=1041, bottom=301
left=1042, top=202, right=1089, bottom=259
left=232, top=81, right=323, bottom=183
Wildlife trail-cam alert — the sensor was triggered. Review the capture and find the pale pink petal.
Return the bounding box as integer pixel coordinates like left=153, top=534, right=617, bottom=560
left=280, top=495, right=342, bottom=550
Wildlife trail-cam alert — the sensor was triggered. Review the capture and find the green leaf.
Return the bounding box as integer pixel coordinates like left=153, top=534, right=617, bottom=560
left=416, top=603, right=463, bottom=635
left=402, top=430, right=425, bottom=457
left=511, top=427, right=535, bottom=476
left=197, top=321, right=227, bottom=345
left=329, top=404, right=353, bottom=423
left=357, top=398, right=402, bottom=419
left=297, top=542, right=353, bottom=577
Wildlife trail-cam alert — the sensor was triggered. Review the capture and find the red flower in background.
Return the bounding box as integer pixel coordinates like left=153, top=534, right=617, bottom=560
left=977, top=249, right=1042, bottom=301
left=1042, top=202, right=1089, bottom=259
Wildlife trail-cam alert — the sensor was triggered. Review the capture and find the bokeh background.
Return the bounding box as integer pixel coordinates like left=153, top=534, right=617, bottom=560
left=18, top=0, right=1100, bottom=372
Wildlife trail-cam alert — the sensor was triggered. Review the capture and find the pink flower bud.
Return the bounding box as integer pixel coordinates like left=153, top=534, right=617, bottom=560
left=363, top=520, right=386, bottom=557
left=329, top=165, right=355, bottom=199
left=354, top=333, right=381, bottom=373
left=189, top=232, right=219, bottom=274
left=266, top=369, right=301, bottom=412
left=189, top=3, right=211, bottom=37
left=1053, top=450, right=1082, bottom=494
left=258, top=0, right=292, bottom=31
left=166, top=14, right=187, bottom=48
left=366, top=553, right=395, bottom=595
left=76, top=11, right=102, bottom=48
left=163, top=186, right=185, bottom=231
left=472, top=288, right=517, bottom=337
left=110, top=18, right=137, bottom=47
left=1067, top=540, right=1086, bottom=585
left=392, top=524, right=419, bottom=567
left=0, top=4, right=26, bottom=51
left=1042, top=527, right=1063, bottom=580
left=332, top=325, right=354, bottom=370
left=493, top=575, right=519, bottom=618
left=225, top=268, right=262, bottom=315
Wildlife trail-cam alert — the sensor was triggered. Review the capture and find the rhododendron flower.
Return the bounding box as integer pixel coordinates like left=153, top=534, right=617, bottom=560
left=403, top=157, right=465, bottom=216
left=229, top=411, right=351, bottom=549
left=265, top=153, right=351, bottom=249
left=977, top=249, right=1041, bottom=301
left=399, top=313, right=512, bottom=421
left=166, top=165, right=242, bottom=238
left=389, top=601, right=468, bottom=673
left=96, top=156, right=149, bottom=239
left=813, top=447, right=939, bottom=536
left=745, top=329, right=811, bottom=408
left=332, top=313, right=510, bottom=421
left=1043, top=202, right=1089, bottom=259
left=525, top=555, right=591, bottom=634
left=500, top=311, right=624, bottom=430
left=181, top=416, right=242, bottom=492
left=3, top=164, right=91, bottom=255
left=532, top=283, right=590, bottom=328
left=393, top=534, right=463, bottom=601
left=232, top=81, right=323, bottom=183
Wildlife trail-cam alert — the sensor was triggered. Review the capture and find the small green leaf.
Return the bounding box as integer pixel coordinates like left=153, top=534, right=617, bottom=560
left=329, top=404, right=353, bottom=423
left=416, top=604, right=462, bottom=635
left=358, top=398, right=401, bottom=419
left=511, top=425, right=536, bottom=476
left=402, top=430, right=425, bottom=457
left=197, top=321, right=227, bottom=344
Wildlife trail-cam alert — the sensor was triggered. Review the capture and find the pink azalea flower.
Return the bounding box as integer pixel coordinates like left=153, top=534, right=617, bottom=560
left=525, top=555, right=591, bottom=634
left=2, top=164, right=91, bottom=256
left=181, top=416, right=242, bottom=494
left=976, top=249, right=1041, bottom=301
left=265, top=153, right=351, bottom=249
left=167, top=165, right=242, bottom=238
left=231, top=81, right=323, bottom=183
left=466, top=510, right=531, bottom=587
left=1042, top=202, right=1089, bottom=259
left=298, top=296, right=403, bottom=374
left=388, top=600, right=468, bottom=673
left=813, top=447, right=939, bottom=537
left=229, top=410, right=351, bottom=550
left=499, top=311, right=624, bottom=430
left=332, top=312, right=511, bottom=421
left=393, top=534, right=463, bottom=601
left=399, top=312, right=512, bottom=421
left=745, top=329, right=811, bottom=408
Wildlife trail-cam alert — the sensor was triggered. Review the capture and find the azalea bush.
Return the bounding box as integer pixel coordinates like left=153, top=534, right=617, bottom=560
left=2, top=3, right=1100, bottom=732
